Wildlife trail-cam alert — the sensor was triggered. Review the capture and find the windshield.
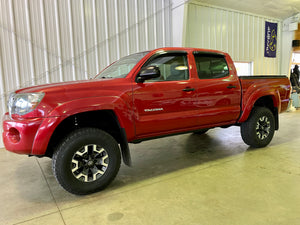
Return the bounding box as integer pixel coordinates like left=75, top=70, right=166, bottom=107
left=95, top=51, right=149, bottom=79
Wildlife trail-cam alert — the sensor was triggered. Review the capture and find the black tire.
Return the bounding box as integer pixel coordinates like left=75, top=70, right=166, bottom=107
left=52, top=128, right=121, bottom=195
left=241, top=107, right=275, bottom=148
left=193, top=129, right=209, bottom=135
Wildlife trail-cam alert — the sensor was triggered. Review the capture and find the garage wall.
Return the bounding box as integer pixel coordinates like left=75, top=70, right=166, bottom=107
left=0, top=0, right=172, bottom=148
left=183, top=3, right=282, bottom=76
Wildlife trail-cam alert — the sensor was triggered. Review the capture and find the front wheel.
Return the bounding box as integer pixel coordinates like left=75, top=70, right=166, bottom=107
left=52, top=128, right=121, bottom=195
left=241, top=107, right=275, bottom=148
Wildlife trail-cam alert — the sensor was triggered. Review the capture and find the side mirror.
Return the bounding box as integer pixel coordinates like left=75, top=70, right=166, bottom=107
left=137, top=66, right=161, bottom=83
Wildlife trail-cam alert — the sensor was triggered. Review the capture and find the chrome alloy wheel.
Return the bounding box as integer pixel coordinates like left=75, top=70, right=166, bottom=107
left=71, top=144, right=109, bottom=182
left=256, top=116, right=271, bottom=140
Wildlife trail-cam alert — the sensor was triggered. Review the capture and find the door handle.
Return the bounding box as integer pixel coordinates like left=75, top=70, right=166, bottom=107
left=182, top=88, right=195, bottom=92
left=227, top=85, right=236, bottom=89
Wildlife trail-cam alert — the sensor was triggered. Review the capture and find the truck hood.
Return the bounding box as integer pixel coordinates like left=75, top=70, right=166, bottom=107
left=13, top=78, right=132, bottom=118
left=16, top=79, right=117, bottom=95
left=17, top=78, right=130, bottom=106
left=15, top=78, right=130, bottom=101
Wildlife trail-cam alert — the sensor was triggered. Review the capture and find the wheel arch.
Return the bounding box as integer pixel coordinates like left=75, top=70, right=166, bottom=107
left=239, top=94, right=279, bottom=130
left=45, top=110, right=132, bottom=166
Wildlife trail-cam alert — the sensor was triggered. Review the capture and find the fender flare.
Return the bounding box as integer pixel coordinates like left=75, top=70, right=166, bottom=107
left=238, top=87, right=280, bottom=124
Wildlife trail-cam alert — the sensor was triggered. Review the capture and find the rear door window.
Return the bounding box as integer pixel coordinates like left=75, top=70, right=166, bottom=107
left=194, top=54, right=229, bottom=79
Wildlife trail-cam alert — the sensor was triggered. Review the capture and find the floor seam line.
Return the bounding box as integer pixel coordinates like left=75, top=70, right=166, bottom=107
left=13, top=211, right=60, bottom=225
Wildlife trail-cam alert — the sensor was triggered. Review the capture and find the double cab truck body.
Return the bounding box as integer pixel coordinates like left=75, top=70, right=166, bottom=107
left=2, top=47, right=291, bottom=194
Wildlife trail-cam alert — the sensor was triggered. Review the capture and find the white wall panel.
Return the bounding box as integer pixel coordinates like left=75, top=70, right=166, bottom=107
left=184, top=3, right=282, bottom=76
left=0, top=0, right=172, bottom=148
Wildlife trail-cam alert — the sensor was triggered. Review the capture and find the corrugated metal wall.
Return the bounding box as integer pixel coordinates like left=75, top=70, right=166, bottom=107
left=184, top=3, right=282, bottom=75
left=0, top=0, right=172, bottom=147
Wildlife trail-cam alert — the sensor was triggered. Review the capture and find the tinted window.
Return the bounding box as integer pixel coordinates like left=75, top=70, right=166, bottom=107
left=142, top=54, right=189, bottom=82
left=194, top=54, right=229, bottom=79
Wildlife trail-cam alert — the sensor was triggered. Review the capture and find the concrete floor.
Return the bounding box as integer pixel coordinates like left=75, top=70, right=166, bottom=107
left=1, top=110, right=300, bottom=225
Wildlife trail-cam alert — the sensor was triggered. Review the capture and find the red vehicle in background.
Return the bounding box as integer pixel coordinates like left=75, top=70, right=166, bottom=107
left=2, top=47, right=291, bottom=195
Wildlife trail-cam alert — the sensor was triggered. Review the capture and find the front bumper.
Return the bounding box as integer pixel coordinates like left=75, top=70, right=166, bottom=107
left=2, top=113, right=44, bottom=154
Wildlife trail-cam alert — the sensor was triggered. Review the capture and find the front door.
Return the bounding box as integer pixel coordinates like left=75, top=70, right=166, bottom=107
left=133, top=52, right=199, bottom=138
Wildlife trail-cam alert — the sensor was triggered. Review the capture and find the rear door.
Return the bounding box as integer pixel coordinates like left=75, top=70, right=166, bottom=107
left=193, top=52, right=241, bottom=126
left=133, top=52, right=199, bottom=138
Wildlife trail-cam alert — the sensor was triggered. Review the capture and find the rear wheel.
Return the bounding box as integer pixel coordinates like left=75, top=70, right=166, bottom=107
left=241, top=107, right=275, bottom=148
left=52, top=128, right=121, bottom=195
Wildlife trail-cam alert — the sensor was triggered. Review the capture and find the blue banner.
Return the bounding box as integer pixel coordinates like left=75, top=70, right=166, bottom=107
left=264, top=21, right=277, bottom=58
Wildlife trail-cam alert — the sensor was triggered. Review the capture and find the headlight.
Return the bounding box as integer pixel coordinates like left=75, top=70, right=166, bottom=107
left=8, top=92, right=45, bottom=117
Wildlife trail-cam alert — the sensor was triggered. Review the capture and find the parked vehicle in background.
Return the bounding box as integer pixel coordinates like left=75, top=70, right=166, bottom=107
left=2, top=47, right=291, bottom=195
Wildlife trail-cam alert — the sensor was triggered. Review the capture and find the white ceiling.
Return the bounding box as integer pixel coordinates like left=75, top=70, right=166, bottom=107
left=189, top=0, right=300, bottom=20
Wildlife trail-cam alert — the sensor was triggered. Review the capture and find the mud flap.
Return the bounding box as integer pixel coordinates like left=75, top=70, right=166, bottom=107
left=120, top=128, right=132, bottom=166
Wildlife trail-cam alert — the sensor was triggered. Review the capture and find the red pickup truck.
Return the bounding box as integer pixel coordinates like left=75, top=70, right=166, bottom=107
left=2, top=47, right=291, bottom=195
